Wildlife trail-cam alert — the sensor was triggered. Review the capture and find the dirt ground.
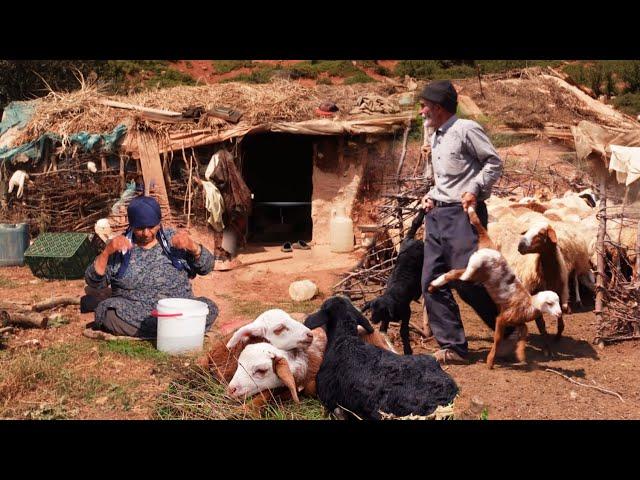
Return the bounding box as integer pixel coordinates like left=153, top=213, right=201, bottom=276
left=2, top=228, right=640, bottom=419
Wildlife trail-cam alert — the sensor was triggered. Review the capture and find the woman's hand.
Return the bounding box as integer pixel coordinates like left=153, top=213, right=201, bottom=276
left=105, top=236, right=133, bottom=256
left=94, top=235, right=132, bottom=276
left=171, top=230, right=200, bottom=256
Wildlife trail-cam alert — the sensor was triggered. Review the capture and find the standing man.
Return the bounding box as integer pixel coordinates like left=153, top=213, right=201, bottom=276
left=419, top=80, right=507, bottom=365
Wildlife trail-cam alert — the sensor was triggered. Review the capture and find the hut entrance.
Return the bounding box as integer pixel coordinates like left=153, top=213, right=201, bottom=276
left=242, top=133, right=314, bottom=243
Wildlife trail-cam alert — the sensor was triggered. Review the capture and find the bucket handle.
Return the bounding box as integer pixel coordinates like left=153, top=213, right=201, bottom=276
left=151, top=309, right=182, bottom=317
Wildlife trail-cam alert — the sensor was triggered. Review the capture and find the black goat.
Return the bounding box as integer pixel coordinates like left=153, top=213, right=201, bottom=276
left=304, top=296, right=458, bottom=420
left=362, top=209, right=425, bottom=354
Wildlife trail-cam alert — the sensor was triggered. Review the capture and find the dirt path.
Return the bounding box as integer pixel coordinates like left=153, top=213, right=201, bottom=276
left=2, top=235, right=639, bottom=419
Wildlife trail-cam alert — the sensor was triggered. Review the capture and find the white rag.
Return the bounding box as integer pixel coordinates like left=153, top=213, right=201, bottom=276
left=8, top=170, right=28, bottom=198
left=609, top=145, right=640, bottom=186
left=202, top=180, right=225, bottom=232
left=205, top=152, right=221, bottom=181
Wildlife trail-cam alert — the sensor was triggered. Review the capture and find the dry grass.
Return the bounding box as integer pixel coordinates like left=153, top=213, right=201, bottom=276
left=8, top=77, right=398, bottom=149
left=154, top=366, right=326, bottom=420
left=0, top=340, right=158, bottom=419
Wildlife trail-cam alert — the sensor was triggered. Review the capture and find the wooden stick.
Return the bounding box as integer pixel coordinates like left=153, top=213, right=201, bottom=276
left=408, top=321, right=430, bottom=338
left=233, top=255, right=294, bottom=269
left=0, top=326, right=13, bottom=335
left=476, top=64, right=485, bottom=99
left=594, top=176, right=607, bottom=345
left=395, top=126, right=410, bottom=179
left=99, top=99, right=182, bottom=117
left=545, top=368, right=624, bottom=402
left=187, top=152, right=193, bottom=229
left=0, top=310, right=48, bottom=329
left=32, top=296, right=81, bottom=312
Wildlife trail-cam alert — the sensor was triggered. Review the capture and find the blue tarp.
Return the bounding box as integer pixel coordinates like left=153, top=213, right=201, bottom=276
left=0, top=101, right=37, bottom=136
left=0, top=124, right=128, bottom=164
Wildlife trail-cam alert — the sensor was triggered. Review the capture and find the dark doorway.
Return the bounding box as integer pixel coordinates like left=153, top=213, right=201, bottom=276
left=242, top=133, right=314, bottom=243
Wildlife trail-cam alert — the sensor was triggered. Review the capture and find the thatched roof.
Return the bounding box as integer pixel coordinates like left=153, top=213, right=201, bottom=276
left=5, top=78, right=414, bottom=153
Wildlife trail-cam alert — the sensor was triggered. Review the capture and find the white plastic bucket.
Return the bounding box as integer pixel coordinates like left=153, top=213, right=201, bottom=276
left=153, top=298, right=209, bottom=355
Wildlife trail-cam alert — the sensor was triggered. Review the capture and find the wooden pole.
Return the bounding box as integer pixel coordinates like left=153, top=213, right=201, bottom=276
left=476, top=64, right=485, bottom=99
left=594, top=175, right=607, bottom=347
left=395, top=125, right=410, bottom=180
left=635, top=221, right=640, bottom=281
left=187, top=153, right=193, bottom=229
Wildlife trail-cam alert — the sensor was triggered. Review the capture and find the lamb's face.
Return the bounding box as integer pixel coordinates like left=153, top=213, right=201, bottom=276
left=259, top=309, right=314, bottom=350
left=226, top=343, right=287, bottom=399
left=518, top=221, right=557, bottom=254
left=533, top=291, right=562, bottom=318
left=226, top=309, right=314, bottom=351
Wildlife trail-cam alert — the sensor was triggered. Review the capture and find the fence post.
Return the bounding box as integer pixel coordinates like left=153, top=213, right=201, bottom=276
left=594, top=175, right=607, bottom=347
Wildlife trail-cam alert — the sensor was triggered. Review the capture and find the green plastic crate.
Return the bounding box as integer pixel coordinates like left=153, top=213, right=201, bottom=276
left=24, top=232, right=99, bottom=280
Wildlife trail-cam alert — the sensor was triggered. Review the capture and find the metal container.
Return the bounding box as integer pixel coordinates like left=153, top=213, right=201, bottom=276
left=0, top=223, right=30, bottom=267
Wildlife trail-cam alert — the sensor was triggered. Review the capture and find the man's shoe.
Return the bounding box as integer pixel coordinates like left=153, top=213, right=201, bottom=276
left=433, top=348, right=468, bottom=365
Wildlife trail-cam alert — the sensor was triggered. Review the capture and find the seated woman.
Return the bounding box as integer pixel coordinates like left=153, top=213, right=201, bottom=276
left=85, top=195, right=219, bottom=337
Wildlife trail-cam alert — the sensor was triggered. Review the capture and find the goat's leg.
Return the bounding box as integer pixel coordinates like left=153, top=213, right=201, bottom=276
left=400, top=318, right=412, bottom=355
left=515, top=324, right=528, bottom=364
left=422, top=299, right=433, bottom=338
left=574, top=272, right=583, bottom=309
left=534, top=314, right=553, bottom=357
left=428, top=269, right=467, bottom=293
left=555, top=314, right=565, bottom=341
left=487, top=316, right=506, bottom=370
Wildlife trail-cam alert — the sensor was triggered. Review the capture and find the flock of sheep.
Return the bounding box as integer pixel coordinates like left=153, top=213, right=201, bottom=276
left=196, top=187, right=633, bottom=419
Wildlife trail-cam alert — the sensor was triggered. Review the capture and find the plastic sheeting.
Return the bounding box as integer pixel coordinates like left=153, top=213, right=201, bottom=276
left=0, top=101, right=37, bottom=136
left=0, top=124, right=128, bottom=165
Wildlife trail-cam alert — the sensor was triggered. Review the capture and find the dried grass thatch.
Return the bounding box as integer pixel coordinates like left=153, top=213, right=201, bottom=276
left=8, top=77, right=400, bottom=149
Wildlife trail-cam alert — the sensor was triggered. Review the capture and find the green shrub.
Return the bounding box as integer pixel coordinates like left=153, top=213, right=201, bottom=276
left=211, top=60, right=254, bottom=74
left=621, top=61, right=640, bottom=93
left=222, top=67, right=276, bottom=84
left=394, top=60, right=440, bottom=79
left=613, top=92, right=640, bottom=116
left=343, top=71, right=375, bottom=84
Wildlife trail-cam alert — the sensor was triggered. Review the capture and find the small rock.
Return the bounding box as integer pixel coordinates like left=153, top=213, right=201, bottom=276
left=29, top=279, right=40, bottom=285
left=570, top=390, right=578, bottom=400
left=95, top=396, right=109, bottom=405
left=289, top=280, right=318, bottom=302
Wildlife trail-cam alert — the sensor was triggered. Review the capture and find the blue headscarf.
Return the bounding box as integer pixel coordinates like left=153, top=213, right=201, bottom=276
left=112, top=196, right=196, bottom=279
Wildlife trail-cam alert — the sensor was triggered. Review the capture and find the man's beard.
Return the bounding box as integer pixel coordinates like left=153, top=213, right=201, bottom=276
left=422, top=115, right=434, bottom=127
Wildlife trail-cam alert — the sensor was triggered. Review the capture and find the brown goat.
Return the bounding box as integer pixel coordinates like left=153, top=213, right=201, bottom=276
left=428, top=206, right=563, bottom=369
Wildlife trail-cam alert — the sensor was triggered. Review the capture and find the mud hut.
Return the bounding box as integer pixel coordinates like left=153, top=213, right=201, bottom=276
left=0, top=78, right=416, bottom=246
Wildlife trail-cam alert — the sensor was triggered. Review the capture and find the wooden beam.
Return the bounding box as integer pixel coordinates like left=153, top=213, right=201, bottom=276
left=99, top=99, right=182, bottom=117
left=136, top=131, right=172, bottom=224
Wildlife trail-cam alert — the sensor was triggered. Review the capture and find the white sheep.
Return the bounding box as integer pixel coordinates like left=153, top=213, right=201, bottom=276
left=200, top=308, right=394, bottom=384
left=227, top=342, right=309, bottom=402
left=226, top=309, right=314, bottom=352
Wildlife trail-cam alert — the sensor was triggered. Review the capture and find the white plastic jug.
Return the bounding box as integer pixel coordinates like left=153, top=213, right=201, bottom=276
left=330, top=205, right=354, bottom=253
left=153, top=298, right=209, bottom=355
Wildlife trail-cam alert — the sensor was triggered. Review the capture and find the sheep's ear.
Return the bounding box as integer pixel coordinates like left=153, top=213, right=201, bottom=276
left=361, top=301, right=371, bottom=313
left=304, top=310, right=329, bottom=330
left=226, top=323, right=265, bottom=350
left=271, top=356, right=300, bottom=403
left=547, top=226, right=558, bottom=244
